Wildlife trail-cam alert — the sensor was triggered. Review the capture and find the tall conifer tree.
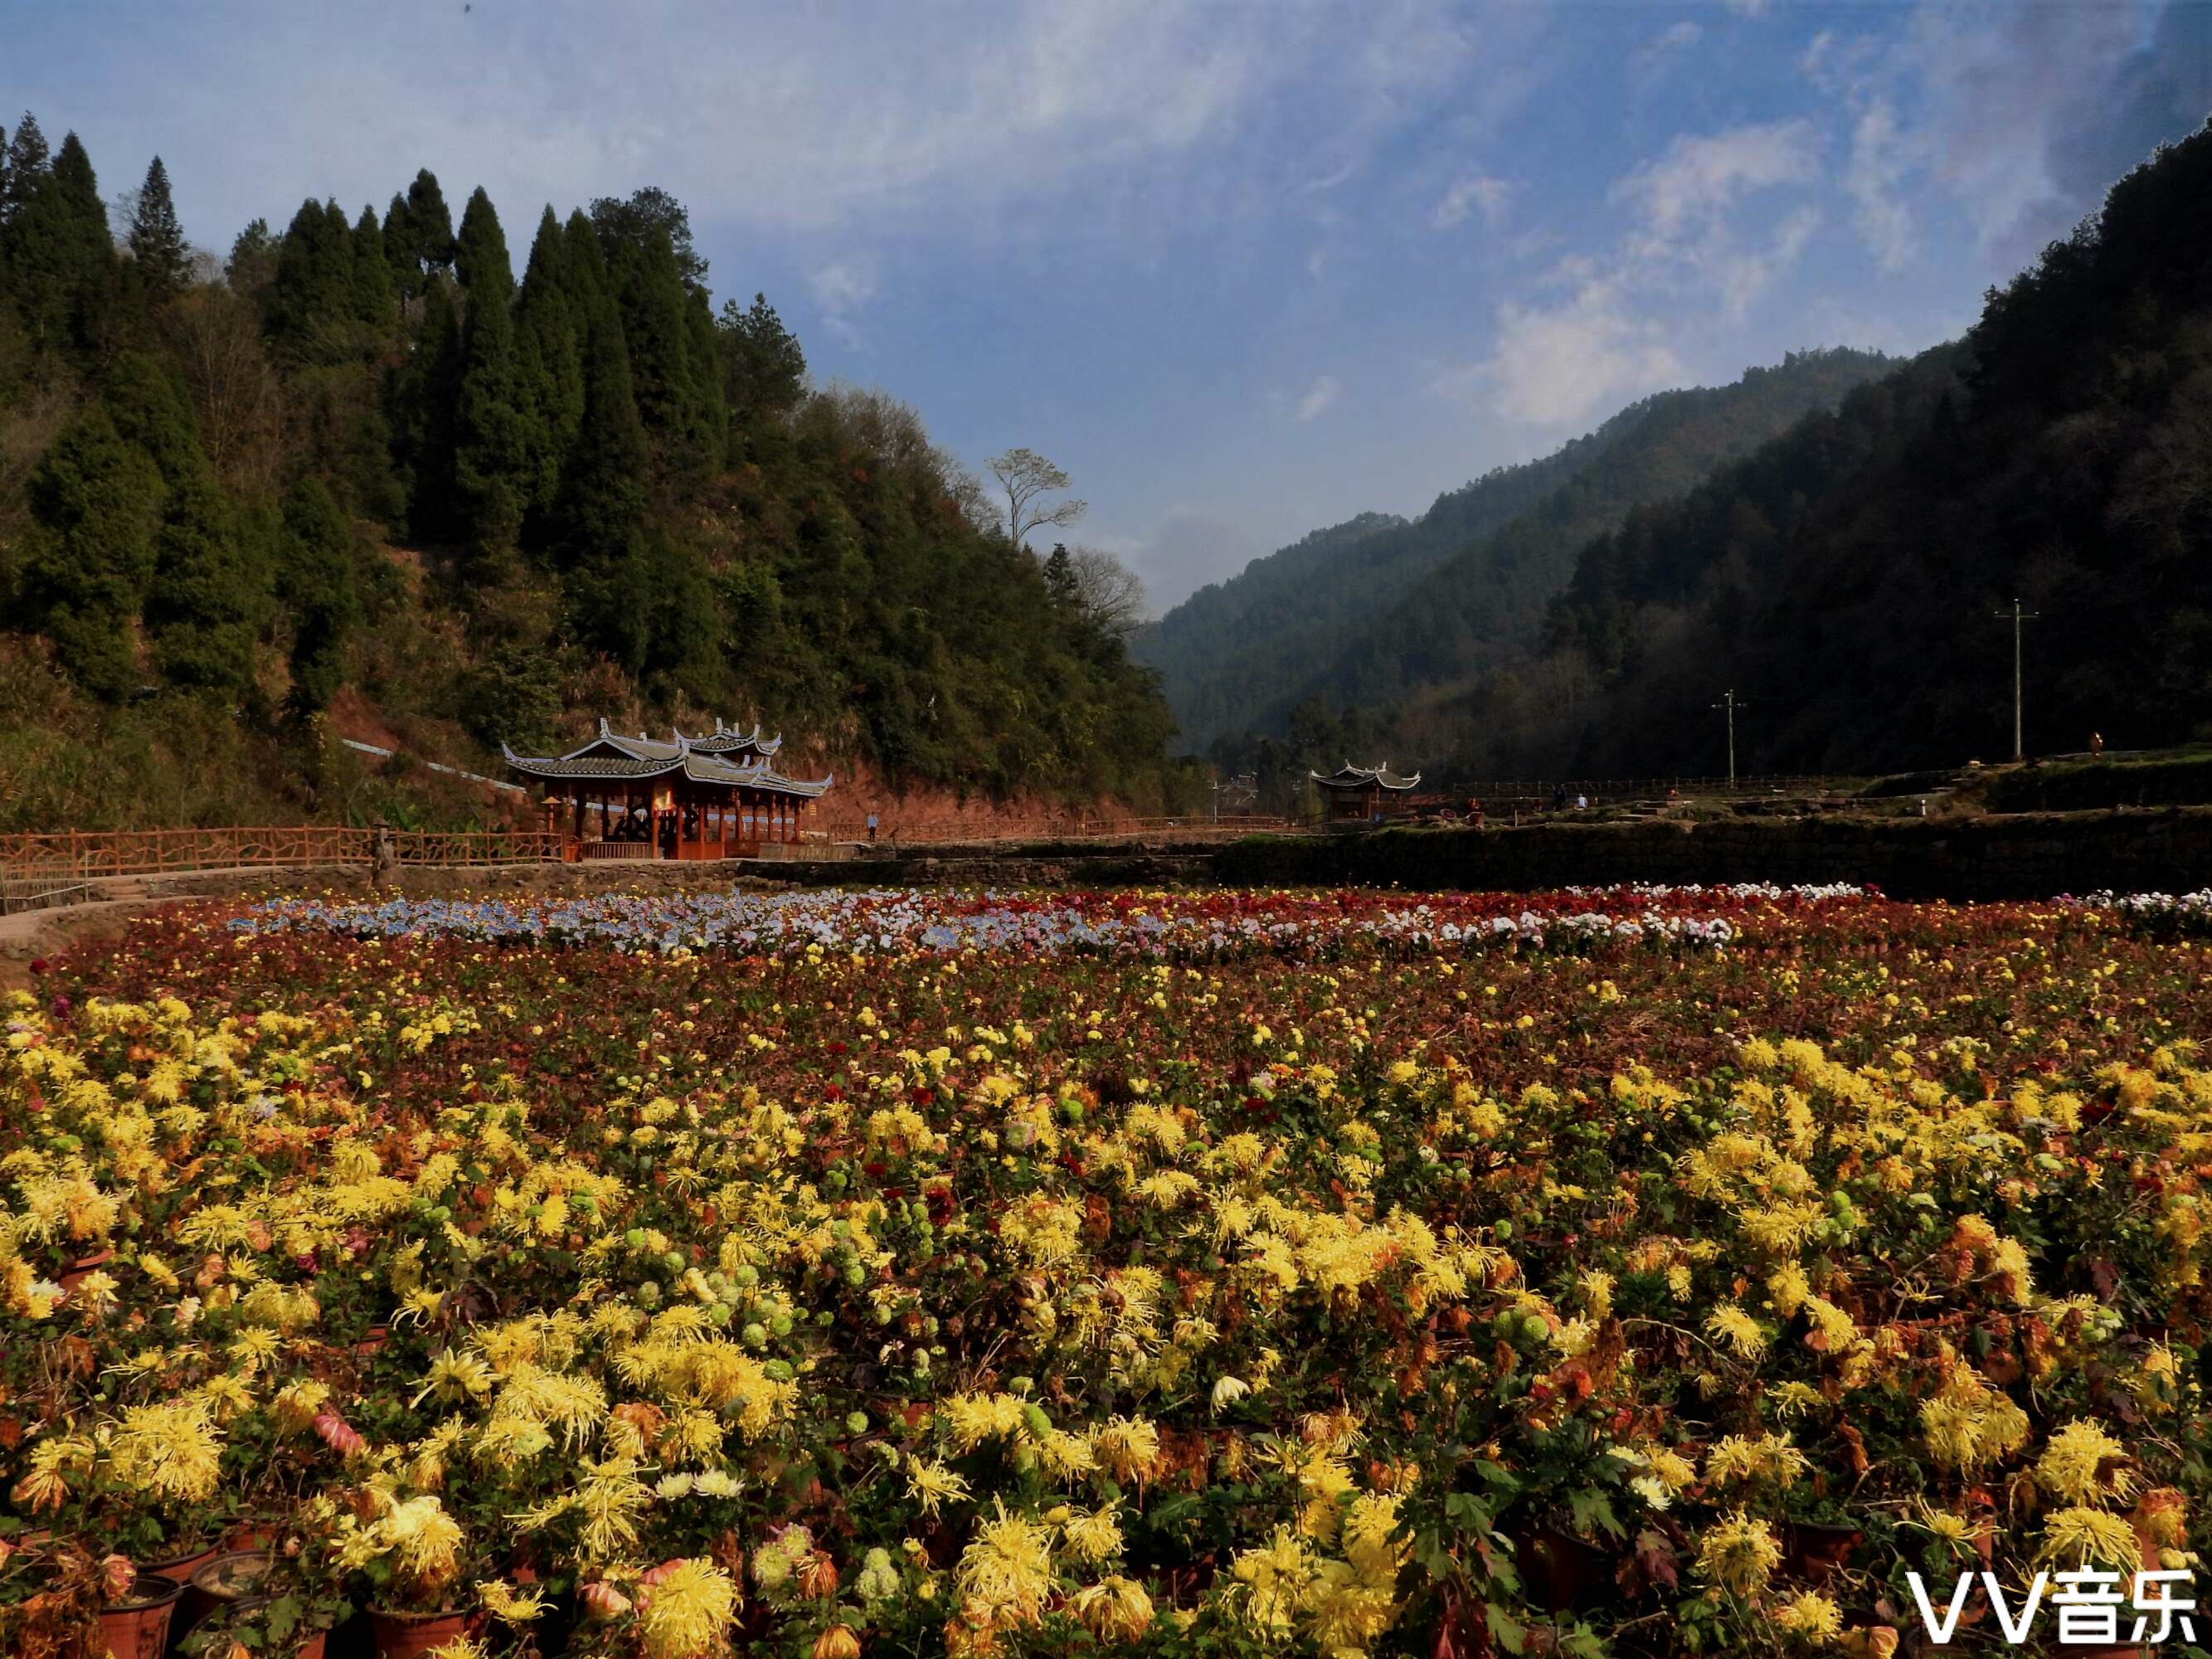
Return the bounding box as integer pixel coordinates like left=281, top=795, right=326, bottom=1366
left=405, top=170, right=455, bottom=274
left=22, top=406, right=163, bottom=698
left=126, top=155, right=190, bottom=303
left=147, top=469, right=266, bottom=695
left=350, top=205, right=396, bottom=327
left=452, top=268, right=533, bottom=574
left=515, top=205, right=585, bottom=523
left=276, top=476, right=360, bottom=717
left=454, top=186, right=512, bottom=301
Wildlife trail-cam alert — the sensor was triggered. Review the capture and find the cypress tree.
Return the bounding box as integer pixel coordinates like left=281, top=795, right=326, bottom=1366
left=454, top=185, right=512, bottom=301
left=405, top=170, right=455, bottom=274
left=268, top=197, right=362, bottom=361
left=9, top=130, right=114, bottom=348
left=0, top=114, right=50, bottom=308
left=126, top=154, right=191, bottom=304
left=557, top=312, right=650, bottom=666
left=396, top=275, right=464, bottom=541
left=350, top=204, right=396, bottom=328
left=605, top=225, right=712, bottom=466
left=1, top=113, right=49, bottom=226
left=515, top=205, right=585, bottom=523
left=104, top=351, right=206, bottom=488
left=146, top=469, right=266, bottom=695
left=451, top=270, right=533, bottom=575
left=226, top=217, right=278, bottom=294
left=22, top=406, right=164, bottom=698
left=381, top=190, right=417, bottom=299
left=276, top=476, right=360, bottom=717
left=684, top=285, right=729, bottom=461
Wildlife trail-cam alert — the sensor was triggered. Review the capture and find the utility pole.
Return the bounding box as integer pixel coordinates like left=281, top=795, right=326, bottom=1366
left=1711, top=690, right=1748, bottom=786
left=1991, top=599, right=2039, bottom=761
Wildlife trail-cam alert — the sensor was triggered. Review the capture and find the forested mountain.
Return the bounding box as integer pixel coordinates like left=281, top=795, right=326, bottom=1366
left=1509, top=118, right=2212, bottom=778
left=0, top=116, right=1185, bottom=830
left=1139, top=348, right=1891, bottom=752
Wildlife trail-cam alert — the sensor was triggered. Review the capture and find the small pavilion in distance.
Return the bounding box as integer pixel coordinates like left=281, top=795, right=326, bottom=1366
left=1309, top=761, right=1421, bottom=828
left=503, top=718, right=833, bottom=860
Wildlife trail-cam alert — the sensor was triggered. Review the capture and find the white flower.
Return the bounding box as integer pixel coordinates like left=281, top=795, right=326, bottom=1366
left=1210, top=1375, right=1251, bottom=1413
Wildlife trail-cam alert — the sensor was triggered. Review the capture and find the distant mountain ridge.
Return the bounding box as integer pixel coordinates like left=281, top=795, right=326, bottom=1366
left=1137, top=348, right=1893, bottom=752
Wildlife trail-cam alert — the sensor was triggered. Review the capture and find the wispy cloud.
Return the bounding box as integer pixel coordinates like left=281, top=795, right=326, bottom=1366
left=1429, top=171, right=1512, bottom=230
left=808, top=258, right=879, bottom=347
left=1446, top=276, right=1684, bottom=427
left=1296, top=374, right=1342, bottom=421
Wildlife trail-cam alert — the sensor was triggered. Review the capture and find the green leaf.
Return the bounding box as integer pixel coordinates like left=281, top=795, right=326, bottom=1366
left=1485, top=1601, right=1528, bottom=1655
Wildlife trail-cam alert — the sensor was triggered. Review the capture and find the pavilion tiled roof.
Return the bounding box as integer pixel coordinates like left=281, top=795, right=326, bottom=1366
left=1310, top=762, right=1422, bottom=791
left=503, top=718, right=830, bottom=799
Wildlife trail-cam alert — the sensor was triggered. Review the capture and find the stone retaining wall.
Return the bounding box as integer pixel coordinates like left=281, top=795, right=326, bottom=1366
left=1212, top=808, right=2212, bottom=900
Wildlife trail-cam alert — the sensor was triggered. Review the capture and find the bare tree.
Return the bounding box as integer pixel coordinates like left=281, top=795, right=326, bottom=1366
left=988, top=446, right=1087, bottom=551
left=1067, top=546, right=1147, bottom=640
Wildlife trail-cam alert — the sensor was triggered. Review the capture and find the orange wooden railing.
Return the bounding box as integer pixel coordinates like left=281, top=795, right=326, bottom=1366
left=0, top=827, right=566, bottom=878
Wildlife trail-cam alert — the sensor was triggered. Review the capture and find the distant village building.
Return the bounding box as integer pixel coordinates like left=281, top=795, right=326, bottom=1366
left=1309, top=761, right=1421, bottom=827
left=503, top=718, right=832, bottom=860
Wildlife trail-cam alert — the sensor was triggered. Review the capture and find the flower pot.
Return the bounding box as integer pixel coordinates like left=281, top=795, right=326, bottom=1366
left=58, top=1248, right=117, bottom=1292
left=147, top=1543, right=223, bottom=1586
left=294, top=1635, right=328, bottom=1659
left=354, top=1323, right=391, bottom=1359
left=1518, top=1523, right=1612, bottom=1613
left=188, top=1549, right=275, bottom=1608
left=1783, top=1520, right=1862, bottom=1585
left=99, top=1574, right=185, bottom=1659
left=367, top=1606, right=476, bottom=1659
left=225, top=1515, right=283, bottom=1550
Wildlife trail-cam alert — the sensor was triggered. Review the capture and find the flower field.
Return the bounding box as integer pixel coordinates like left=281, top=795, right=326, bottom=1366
left=2, top=883, right=2210, bottom=1659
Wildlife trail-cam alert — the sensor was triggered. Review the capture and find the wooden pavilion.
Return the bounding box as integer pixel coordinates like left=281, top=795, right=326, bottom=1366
left=1309, top=762, right=1422, bottom=828
left=503, top=718, right=833, bottom=861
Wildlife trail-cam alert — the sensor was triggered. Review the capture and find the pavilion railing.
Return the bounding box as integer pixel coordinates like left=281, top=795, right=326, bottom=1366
left=0, top=827, right=566, bottom=879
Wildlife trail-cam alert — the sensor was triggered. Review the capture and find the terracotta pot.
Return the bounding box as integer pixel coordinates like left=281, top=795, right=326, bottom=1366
left=294, top=1635, right=328, bottom=1659
left=98, top=1574, right=184, bottom=1659
left=225, top=1515, right=283, bottom=1550
left=58, top=1248, right=117, bottom=1293
left=354, top=1323, right=391, bottom=1359
left=1783, top=1521, right=1863, bottom=1585
left=1518, top=1522, right=1612, bottom=1613
left=146, top=1543, right=223, bottom=1585
left=367, top=1606, right=476, bottom=1659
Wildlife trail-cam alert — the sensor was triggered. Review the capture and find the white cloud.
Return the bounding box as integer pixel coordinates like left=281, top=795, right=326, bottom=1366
left=1845, top=98, right=1915, bottom=270
left=1429, top=171, right=1512, bottom=230
left=808, top=258, right=880, bottom=346
left=1458, top=278, right=1685, bottom=427
left=1631, top=20, right=1704, bottom=88
left=1612, top=119, right=1821, bottom=241
left=1295, top=374, right=1342, bottom=421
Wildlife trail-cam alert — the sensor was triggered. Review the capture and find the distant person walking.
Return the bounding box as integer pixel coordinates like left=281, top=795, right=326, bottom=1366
left=1468, top=797, right=1485, bottom=829
left=867, top=812, right=878, bottom=844
left=1552, top=781, right=1568, bottom=812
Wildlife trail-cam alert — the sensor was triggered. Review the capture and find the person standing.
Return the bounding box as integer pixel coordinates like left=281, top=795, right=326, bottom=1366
left=867, top=812, right=879, bottom=844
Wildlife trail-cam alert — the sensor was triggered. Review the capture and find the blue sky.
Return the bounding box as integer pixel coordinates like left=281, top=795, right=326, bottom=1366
left=9, top=1, right=2208, bottom=609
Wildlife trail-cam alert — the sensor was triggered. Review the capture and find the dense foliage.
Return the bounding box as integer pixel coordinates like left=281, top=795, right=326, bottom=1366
left=0, top=117, right=1188, bottom=829
left=1524, top=119, right=2212, bottom=777
left=1176, top=123, right=2212, bottom=791
left=1139, top=352, right=1891, bottom=761
left=3, top=883, right=2210, bottom=1658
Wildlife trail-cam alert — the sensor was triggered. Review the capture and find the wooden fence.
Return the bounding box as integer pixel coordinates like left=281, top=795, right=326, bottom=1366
left=0, top=827, right=566, bottom=879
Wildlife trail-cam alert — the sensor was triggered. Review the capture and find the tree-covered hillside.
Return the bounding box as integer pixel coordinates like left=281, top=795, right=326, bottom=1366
left=1519, top=119, right=2212, bottom=778
left=1139, top=348, right=1890, bottom=754
left=0, top=117, right=1188, bottom=830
